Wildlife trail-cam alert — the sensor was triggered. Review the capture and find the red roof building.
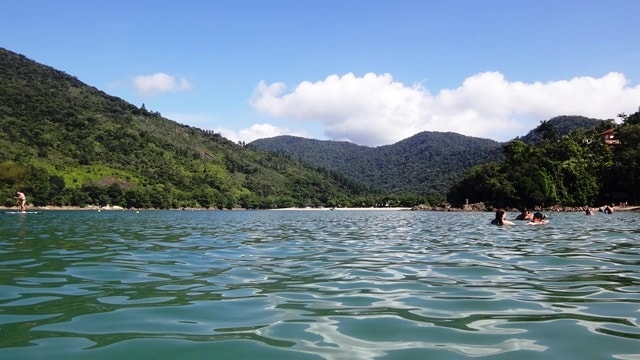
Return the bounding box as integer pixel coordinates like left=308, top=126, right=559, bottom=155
left=600, top=128, right=620, bottom=148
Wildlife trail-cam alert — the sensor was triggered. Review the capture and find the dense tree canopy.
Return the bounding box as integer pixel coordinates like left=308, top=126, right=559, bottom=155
left=0, top=48, right=370, bottom=209
left=249, top=132, right=504, bottom=200
left=448, top=109, right=640, bottom=208
left=2, top=47, right=637, bottom=210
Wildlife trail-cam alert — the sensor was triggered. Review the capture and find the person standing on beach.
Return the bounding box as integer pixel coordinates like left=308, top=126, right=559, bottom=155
left=15, top=191, right=26, bottom=212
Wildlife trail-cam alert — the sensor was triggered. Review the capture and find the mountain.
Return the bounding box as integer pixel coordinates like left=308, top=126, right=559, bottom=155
left=518, top=115, right=604, bottom=143
left=2, top=47, right=611, bottom=208
left=249, top=118, right=610, bottom=199
left=249, top=132, right=504, bottom=198
left=0, top=47, right=365, bottom=209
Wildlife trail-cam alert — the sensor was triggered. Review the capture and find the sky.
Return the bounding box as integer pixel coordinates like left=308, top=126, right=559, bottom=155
left=2, top=0, right=640, bottom=146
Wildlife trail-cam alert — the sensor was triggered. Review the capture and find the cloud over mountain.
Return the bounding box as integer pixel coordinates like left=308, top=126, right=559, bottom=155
left=249, top=71, right=640, bottom=146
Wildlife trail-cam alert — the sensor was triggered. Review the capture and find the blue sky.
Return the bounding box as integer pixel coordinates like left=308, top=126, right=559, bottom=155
left=2, top=0, right=639, bottom=146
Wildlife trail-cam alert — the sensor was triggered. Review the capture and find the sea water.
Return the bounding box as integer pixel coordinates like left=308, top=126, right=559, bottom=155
left=0, top=210, right=638, bottom=359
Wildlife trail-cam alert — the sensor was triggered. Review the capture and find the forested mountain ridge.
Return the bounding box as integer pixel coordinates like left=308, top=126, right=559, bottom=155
left=248, top=135, right=371, bottom=172
left=250, top=132, right=505, bottom=199
left=0, top=47, right=366, bottom=209
left=518, top=115, right=606, bottom=144
left=249, top=117, right=615, bottom=201
left=3, top=47, right=632, bottom=210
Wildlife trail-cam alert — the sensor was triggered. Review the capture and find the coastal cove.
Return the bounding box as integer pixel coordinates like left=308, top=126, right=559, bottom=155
left=2, top=202, right=639, bottom=213
left=1, top=210, right=639, bottom=359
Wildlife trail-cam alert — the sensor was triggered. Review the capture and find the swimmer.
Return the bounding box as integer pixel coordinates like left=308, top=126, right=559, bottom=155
left=491, top=209, right=514, bottom=225
left=527, top=212, right=548, bottom=225
left=515, top=209, right=533, bottom=221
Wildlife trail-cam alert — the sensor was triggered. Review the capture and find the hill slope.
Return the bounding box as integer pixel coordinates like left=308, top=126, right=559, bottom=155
left=518, top=115, right=604, bottom=143
left=0, top=47, right=364, bottom=209
left=249, top=132, right=504, bottom=198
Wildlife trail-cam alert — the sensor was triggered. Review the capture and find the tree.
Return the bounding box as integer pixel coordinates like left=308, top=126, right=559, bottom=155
left=537, top=120, right=560, bottom=141
left=606, top=111, right=640, bottom=203
left=447, top=114, right=631, bottom=208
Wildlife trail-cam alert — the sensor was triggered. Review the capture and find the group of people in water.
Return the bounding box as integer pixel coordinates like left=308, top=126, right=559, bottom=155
left=492, top=208, right=547, bottom=226
left=586, top=204, right=616, bottom=215
left=493, top=203, right=621, bottom=225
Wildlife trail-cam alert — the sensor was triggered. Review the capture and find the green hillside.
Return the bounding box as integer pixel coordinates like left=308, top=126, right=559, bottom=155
left=518, top=115, right=606, bottom=143
left=0, top=48, right=366, bottom=209
left=4, top=47, right=634, bottom=210
left=249, top=132, right=504, bottom=200
left=448, top=110, right=640, bottom=208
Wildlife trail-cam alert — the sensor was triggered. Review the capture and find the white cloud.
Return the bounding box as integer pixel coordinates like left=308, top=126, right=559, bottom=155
left=250, top=71, right=640, bottom=146
left=133, top=72, right=192, bottom=97
left=165, top=112, right=310, bottom=144
left=216, top=123, right=311, bottom=144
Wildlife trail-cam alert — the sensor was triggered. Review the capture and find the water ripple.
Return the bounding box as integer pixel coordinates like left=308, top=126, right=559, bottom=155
left=0, top=210, right=639, bottom=359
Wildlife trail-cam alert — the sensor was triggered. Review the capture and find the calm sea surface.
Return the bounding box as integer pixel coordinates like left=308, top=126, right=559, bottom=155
left=1, top=209, right=639, bottom=359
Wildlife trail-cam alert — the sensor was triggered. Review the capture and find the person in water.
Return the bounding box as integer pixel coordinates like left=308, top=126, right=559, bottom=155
left=491, top=209, right=514, bottom=225
left=15, top=191, right=26, bottom=212
left=585, top=207, right=594, bottom=215
left=527, top=212, right=548, bottom=225
left=515, top=209, right=533, bottom=221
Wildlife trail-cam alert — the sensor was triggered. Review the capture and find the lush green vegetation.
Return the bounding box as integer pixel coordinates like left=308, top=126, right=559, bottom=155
left=447, top=110, right=640, bottom=208
left=250, top=115, right=611, bottom=205
left=3, top=47, right=636, bottom=210
left=249, top=132, right=504, bottom=202
left=0, top=47, right=372, bottom=209
left=516, top=115, right=603, bottom=143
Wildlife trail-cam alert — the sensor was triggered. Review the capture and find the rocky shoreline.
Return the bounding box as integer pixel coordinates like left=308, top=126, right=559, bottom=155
left=410, top=202, right=640, bottom=212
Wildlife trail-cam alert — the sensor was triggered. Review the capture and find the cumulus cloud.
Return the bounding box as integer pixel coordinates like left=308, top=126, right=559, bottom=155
left=133, top=72, right=192, bottom=97
left=216, top=124, right=311, bottom=144
left=250, top=71, right=640, bottom=146
left=165, top=112, right=310, bottom=144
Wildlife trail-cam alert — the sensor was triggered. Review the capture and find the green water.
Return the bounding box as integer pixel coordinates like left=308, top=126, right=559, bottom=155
left=1, top=210, right=639, bottom=359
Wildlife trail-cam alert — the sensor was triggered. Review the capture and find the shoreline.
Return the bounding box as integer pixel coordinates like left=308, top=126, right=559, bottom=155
left=0, top=206, right=414, bottom=212
left=2, top=205, right=638, bottom=212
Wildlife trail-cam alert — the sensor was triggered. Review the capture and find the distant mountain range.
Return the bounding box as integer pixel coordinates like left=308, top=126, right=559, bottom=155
left=249, top=116, right=606, bottom=197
